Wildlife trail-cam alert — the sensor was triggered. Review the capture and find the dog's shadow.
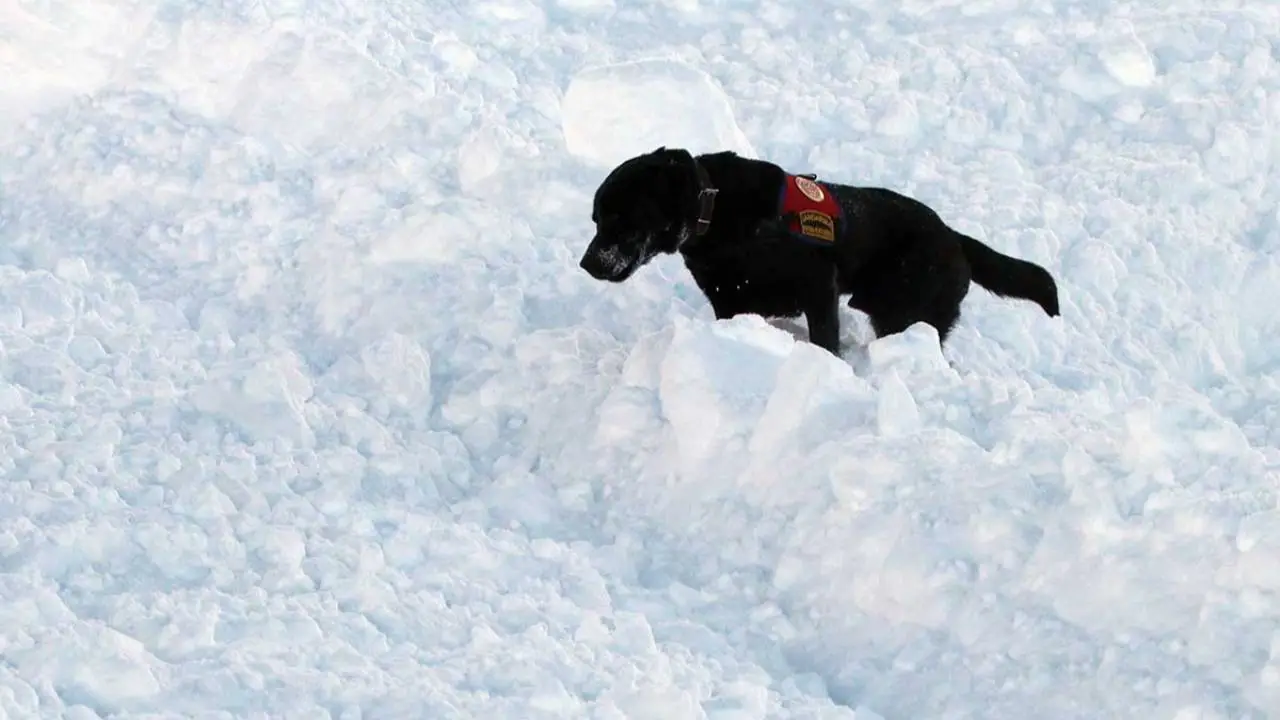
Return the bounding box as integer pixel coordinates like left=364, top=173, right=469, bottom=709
left=765, top=312, right=873, bottom=376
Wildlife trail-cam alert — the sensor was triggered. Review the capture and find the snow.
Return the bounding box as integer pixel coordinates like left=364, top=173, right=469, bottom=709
left=563, top=58, right=757, bottom=166
left=1, top=0, right=1278, bottom=717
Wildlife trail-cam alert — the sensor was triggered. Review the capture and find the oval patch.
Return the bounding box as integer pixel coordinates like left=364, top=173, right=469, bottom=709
left=795, top=176, right=825, bottom=202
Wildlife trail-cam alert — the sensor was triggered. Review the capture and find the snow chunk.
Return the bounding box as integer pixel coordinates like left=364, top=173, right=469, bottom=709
left=1098, top=25, right=1158, bottom=88
left=360, top=332, right=433, bottom=412
left=866, top=322, right=949, bottom=377
left=657, top=316, right=792, bottom=468
left=0, top=2, right=152, bottom=139
left=747, top=339, right=868, bottom=461
left=0, top=269, right=76, bottom=336
left=876, top=370, right=921, bottom=438
left=192, top=350, right=316, bottom=447
left=562, top=58, right=755, bottom=167
left=17, top=624, right=163, bottom=712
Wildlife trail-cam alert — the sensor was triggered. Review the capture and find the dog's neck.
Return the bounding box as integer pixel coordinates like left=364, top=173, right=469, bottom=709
left=692, top=160, right=717, bottom=237
left=680, top=153, right=786, bottom=253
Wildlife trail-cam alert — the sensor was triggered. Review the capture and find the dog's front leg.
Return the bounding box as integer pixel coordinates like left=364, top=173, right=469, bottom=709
left=803, top=271, right=842, bottom=355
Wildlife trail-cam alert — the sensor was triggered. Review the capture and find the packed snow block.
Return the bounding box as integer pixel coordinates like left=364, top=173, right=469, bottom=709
left=192, top=350, right=315, bottom=447
left=357, top=331, right=434, bottom=416
left=590, top=327, right=682, bottom=477
left=747, top=339, right=872, bottom=463
left=619, top=325, right=676, bottom=391
left=314, top=332, right=433, bottom=419
left=1236, top=256, right=1280, bottom=369
left=370, top=205, right=490, bottom=266
left=561, top=58, right=755, bottom=168
left=30, top=623, right=162, bottom=712
left=1234, top=510, right=1280, bottom=590
left=657, top=315, right=793, bottom=469
left=7, top=344, right=75, bottom=399
left=594, top=384, right=664, bottom=449
left=861, top=323, right=952, bottom=437
left=0, top=2, right=144, bottom=137
left=701, top=680, right=770, bottom=719
left=0, top=382, right=28, bottom=419
left=875, top=370, right=921, bottom=438
left=865, top=322, right=950, bottom=377
left=0, top=267, right=77, bottom=337
left=0, top=666, right=40, bottom=718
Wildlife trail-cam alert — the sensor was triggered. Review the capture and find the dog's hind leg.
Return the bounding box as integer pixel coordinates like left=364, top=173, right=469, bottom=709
left=866, top=311, right=914, bottom=341
left=866, top=289, right=964, bottom=344
left=849, top=237, right=971, bottom=346
left=925, top=302, right=963, bottom=344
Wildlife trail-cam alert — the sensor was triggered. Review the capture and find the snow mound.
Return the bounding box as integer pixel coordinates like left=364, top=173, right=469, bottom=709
left=0, top=3, right=151, bottom=139
left=3, top=0, right=1280, bottom=717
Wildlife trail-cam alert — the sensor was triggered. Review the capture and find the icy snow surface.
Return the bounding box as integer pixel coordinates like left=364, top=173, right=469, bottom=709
left=2, top=0, right=1280, bottom=718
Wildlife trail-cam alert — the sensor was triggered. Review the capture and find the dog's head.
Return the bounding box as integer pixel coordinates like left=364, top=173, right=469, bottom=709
left=578, top=147, right=702, bottom=283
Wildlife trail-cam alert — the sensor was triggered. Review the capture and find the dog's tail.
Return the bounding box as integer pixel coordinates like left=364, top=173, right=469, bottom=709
left=958, top=232, right=1060, bottom=317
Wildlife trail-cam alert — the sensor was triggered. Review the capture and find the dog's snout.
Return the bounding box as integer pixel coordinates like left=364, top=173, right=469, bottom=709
left=579, top=233, right=644, bottom=283
left=579, top=240, right=610, bottom=280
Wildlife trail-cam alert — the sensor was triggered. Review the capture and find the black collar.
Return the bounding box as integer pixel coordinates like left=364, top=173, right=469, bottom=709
left=693, top=160, right=717, bottom=236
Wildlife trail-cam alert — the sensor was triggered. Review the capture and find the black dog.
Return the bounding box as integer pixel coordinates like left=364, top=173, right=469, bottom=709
left=578, top=147, right=1060, bottom=355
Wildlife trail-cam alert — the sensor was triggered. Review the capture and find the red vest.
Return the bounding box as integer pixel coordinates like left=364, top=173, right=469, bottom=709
left=777, top=173, right=844, bottom=245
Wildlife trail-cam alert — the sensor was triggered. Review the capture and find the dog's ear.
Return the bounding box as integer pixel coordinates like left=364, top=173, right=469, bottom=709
left=646, top=146, right=692, bottom=164
left=657, top=147, right=693, bottom=167
left=646, top=148, right=699, bottom=223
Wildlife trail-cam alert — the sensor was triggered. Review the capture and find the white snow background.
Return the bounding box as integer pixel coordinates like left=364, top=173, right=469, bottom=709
left=2, top=0, right=1279, bottom=718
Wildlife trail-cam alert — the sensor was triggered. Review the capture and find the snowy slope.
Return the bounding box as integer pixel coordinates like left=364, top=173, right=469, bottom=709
left=2, top=0, right=1279, bottom=718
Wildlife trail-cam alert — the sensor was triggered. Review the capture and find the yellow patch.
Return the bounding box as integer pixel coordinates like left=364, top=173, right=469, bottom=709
left=797, top=210, right=836, bottom=243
